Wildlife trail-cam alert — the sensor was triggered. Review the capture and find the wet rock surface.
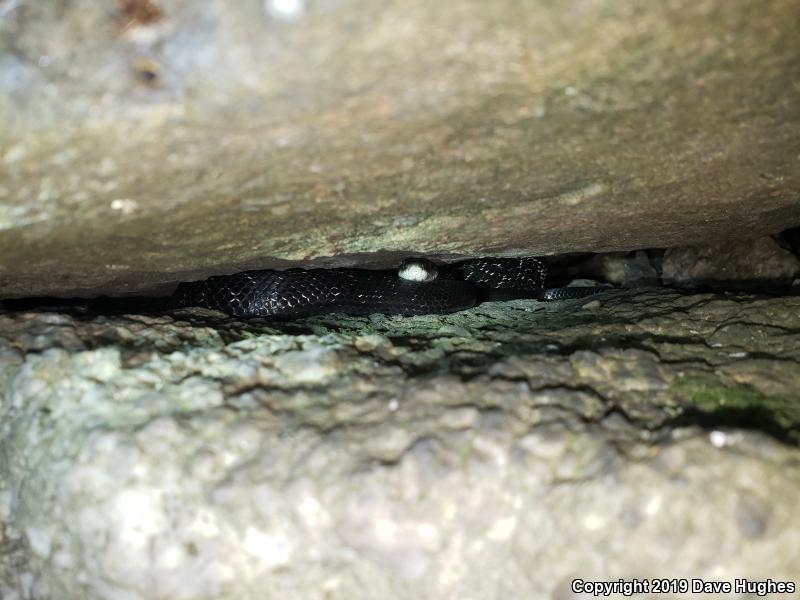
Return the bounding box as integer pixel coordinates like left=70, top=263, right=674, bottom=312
left=1, top=289, right=799, bottom=598
left=2, top=0, right=800, bottom=297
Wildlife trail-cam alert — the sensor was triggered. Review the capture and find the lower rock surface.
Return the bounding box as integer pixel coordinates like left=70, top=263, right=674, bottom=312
left=0, top=289, right=798, bottom=599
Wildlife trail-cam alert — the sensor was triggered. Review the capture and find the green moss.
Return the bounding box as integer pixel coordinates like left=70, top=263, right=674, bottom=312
left=676, top=377, right=800, bottom=435
left=679, top=378, right=775, bottom=409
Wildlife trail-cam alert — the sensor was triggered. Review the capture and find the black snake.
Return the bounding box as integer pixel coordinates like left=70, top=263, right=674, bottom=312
left=173, top=257, right=605, bottom=318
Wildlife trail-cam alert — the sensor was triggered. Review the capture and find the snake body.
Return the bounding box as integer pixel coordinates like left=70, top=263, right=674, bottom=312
left=173, top=257, right=603, bottom=318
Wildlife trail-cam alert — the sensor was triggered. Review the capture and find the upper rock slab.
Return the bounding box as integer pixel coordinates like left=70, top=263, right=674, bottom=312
left=1, top=0, right=799, bottom=296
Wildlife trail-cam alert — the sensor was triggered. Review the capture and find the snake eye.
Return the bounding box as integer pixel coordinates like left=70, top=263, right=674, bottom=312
left=398, top=259, right=438, bottom=282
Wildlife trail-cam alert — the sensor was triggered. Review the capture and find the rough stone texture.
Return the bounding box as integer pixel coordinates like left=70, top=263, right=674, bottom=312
left=2, top=0, right=800, bottom=297
left=2, top=2, right=800, bottom=596
left=1, top=290, right=799, bottom=599
left=662, top=236, right=800, bottom=285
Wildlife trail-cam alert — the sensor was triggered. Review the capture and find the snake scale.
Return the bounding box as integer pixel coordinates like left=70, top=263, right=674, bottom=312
left=173, top=257, right=604, bottom=318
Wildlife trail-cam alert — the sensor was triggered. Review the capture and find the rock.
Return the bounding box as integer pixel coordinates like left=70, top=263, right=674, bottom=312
left=2, top=1, right=800, bottom=596
left=735, top=490, right=771, bottom=539
left=1, top=0, right=800, bottom=296
left=623, top=251, right=660, bottom=287
left=662, top=236, right=800, bottom=284
left=1, top=289, right=799, bottom=598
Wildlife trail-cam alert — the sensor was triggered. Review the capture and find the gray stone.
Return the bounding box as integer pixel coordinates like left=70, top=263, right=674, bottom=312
left=735, top=490, right=771, bottom=539
left=622, top=251, right=660, bottom=287
left=662, top=236, right=800, bottom=284
left=1, top=289, right=799, bottom=598
left=1, top=0, right=799, bottom=297
left=2, top=1, right=800, bottom=596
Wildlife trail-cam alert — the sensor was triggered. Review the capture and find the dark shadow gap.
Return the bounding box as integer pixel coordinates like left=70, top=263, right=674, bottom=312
left=665, top=406, right=799, bottom=446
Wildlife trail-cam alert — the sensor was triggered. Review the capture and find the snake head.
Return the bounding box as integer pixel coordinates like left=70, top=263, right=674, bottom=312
left=398, top=258, right=439, bottom=282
